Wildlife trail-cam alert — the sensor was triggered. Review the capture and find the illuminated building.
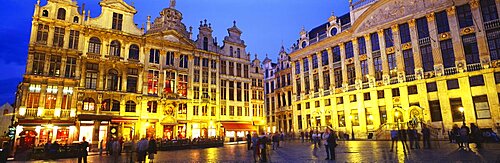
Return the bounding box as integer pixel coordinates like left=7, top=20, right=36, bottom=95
left=15, top=0, right=265, bottom=149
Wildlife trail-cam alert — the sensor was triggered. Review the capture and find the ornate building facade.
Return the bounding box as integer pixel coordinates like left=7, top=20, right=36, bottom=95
left=267, top=0, right=500, bottom=139
left=15, top=0, right=265, bottom=149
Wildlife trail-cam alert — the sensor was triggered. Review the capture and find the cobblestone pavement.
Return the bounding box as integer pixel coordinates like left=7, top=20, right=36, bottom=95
left=12, top=140, right=500, bottom=163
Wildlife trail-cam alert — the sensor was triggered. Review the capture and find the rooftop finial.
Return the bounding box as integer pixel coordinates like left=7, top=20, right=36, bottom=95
left=204, top=19, right=207, bottom=26
left=233, top=20, right=236, bottom=27
left=255, top=53, right=258, bottom=60
left=169, top=0, right=176, bottom=8
left=37, top=0, right=40, bottom=5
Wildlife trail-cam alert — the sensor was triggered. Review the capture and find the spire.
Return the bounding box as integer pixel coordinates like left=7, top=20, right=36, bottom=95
left=233, top=20, right=237, bottom=27
left=169, top=0, right=176, bottom=8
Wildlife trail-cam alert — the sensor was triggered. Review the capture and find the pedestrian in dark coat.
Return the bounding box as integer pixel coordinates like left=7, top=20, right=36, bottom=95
left=78, top=137, right=89, bottom=163
left=148, top=138, right=157, bottom=162
left=422, top=125, right=431, bottom=149
left=246, top=133, right=252, bottom=150
left=470, top=123, right=482, bottom=148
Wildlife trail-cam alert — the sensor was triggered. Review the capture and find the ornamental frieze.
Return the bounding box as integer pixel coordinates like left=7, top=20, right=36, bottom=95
left=355, top=0, right=449, bottom=34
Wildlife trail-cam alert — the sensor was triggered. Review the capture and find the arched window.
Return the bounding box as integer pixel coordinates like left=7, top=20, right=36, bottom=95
left=107, top=69, right=120, bottom=91
left=57, top=8, right=66, bottom=20
left=101, top=99, right=120, bottom=111
left=42, top=10, right=49, bottom=17
left=229, top=46, right=233, bottom=57
left=237, top=48, right=241, bottom=58
left=83, top=98, right=95, bottom=111
left=128, top=44, right=140, bottom=60
left=73, top=16, right=79, bottom=23
left=125, top=101, right=136, bottom=112
left=88, top=37, right=101, bottom=54
left=203, top=37, right=208, bottom=50
left=109, top=40, right=121, bottom=56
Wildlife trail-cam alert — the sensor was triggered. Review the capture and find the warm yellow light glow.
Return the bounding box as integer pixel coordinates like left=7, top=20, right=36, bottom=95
left=368, top=115, right=374, bottom=120
left=395, top=112, right=400, bottom=118
left=459, top=107, right=464, bottom=113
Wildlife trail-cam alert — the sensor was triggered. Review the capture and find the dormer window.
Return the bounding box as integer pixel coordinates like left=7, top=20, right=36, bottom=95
left=112, top=13, right=123, bottom=30
left=203, top=37, right=208, bottom=50
left=330, top=28, right=338, bottom=36
left=73, top=16, right=79, bottom=23
left=237, top=48, right=241, bottom=58
left=57, top=8, right=66, bottom=20
left=301, top=41, right=307, bottom=48
left=230, top=46, right=234, bottom=56
left=42, top=10, right=49, bottom=17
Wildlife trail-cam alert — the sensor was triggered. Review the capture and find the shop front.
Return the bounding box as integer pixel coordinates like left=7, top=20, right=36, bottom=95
left=16, top=119, right=76, bottom=148
left=221, top=122, right=255, bottom=142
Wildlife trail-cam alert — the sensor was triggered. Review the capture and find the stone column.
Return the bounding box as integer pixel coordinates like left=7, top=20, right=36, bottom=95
left=55, top=86, right=64, bottom=116
left=391, top=25, right=405, bottom=74
left=365, top=34, right=375, bottom=81
left=64, top=28, right=70, bottom=49
left=47, top=26, right=55, bottom=47
left=122, top=70, right=127, bottom=92
left=308, top=56, right=313, bottom=95
left=470, top=0, right=491, bottom=63
left=426, top=13, right=444, bottom=75
left=60, top=57, right=67, bottom=78
left=98, top=64, right=105, bottom=90
left=339, top=43, right=348, bottom=86
left=446, top=6, right=466, bottom=69
left=353, top=38, right=362, bottom=85
left=80, top=60, right=86, bottom=87
left=300, top=60, right=305, bottom=96
left=377, top=30, right=390, bottom=83
left=317, top=52, right=324, bottom=93
left=408, top=19, right=423, bottom=77
left=326, top=48, right=335, bottom=90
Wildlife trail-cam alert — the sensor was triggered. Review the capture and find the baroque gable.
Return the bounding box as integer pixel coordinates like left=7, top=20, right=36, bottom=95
left=100, top=0, right=137, bottom=14
left=353, top=0, right=451, bottom=34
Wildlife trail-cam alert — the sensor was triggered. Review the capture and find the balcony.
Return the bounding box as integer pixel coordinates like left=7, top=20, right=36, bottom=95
left=313, top=92, right=320, bottom=98
left=389, top=78, right=398, bottom=85
left=24, top=108, right=38, bottom=118
left=362, top=82, right=370, bottom=89
left=296, top=95, right=301, bottom=101
left=444, top=67, right=458, bottom=75
left=348, top=85, right=356, bottom=91
left=44, top=109, right=55, bottom=118
left=60, top=110, right=71, bottom=118
left=323, top=90, right=331, bottom=96
left=466, top=63, right=483, bottom=72
left=418, top=37, right=431, bottom=46
left=406, top=74, right=416, bottom=82
left=484, top=19, right=500, bottom=31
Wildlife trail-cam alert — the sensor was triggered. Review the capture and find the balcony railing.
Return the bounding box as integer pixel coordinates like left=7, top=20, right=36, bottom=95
left=390, top=78, right=398, bottom=85
left=296, top=96, right=301, bottom=101
left=25, top=108, right=38, bottom=117
left=444, top=67, right=458, bottom=75
left=348, top=85, right=356, bottom=91
left=44, top=109, right=54, bottom=117
left=418, top=37, right=431, bottom=46
left=313, top=92, right=320, bottom=98
left=323, top=90, right=331, bottom=96
left=362, top=82, right=370, bottom=89
left=466, top=63, right=483, bottom=72
left=484, top=19, right=500, bottom=30
left=60, top=110, right=71, bottom=118
left=406, top=74, right=416, bottom=82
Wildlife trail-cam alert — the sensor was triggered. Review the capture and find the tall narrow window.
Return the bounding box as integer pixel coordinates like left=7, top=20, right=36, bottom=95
left=384, top=28, right=394, bottom=47
left=147, top=70, right=159, bottom=95
left=149, top=49, right=160, bottom=64
left=347, top=64, right=355, bottom=85
left=361, top=60, right=368, bottom=82
left=332, top=46, right=341, bottom=62
left=303, top=58, right=309, bottom=72
left=147, top=101, right=157, bottom=113
left=65, top=57, right=76, bottom=78
left=323, top=71, right=330, bottom=90
left=128, top=45, right=140, bottom=60
left=193, top=70, right=200, bottom=82
left=166, top=51, right=174, bottom=66
left=462, top=34, right=480, bottom=64
left=57, top=8, right=66, bottom=20
left=164, top=71, right=175, bottom=94
left=53, top=27, right=65, bottom=47
left=416, top=17, right=430, bottom=39
left=430, top=100, right=443, bottom=122
left=203, top=37, right=208, bottom=50
left=403, top=50, right=415, bottom=75
left=358, top=37, right=366, bottom=55
left=230, top=46, right=234, bottom=56
left=109, top=40, right=121, bottom=56
left=304, top=75, right=310, bottom=93
left=371, top=33, right=380, bottom=51
left=334, top=68, right=342, bottom=88
left=27, top=84, right=41, bottom=109
left=244, top=65, right=249, bottom=78
left=350, top=110, right=359, bottom=126
left=457, top=4, right=474, bottom=28
left=36, top=24, right=49, bottom=44
left=296, top=78, right=301, bottom=95
left=48, top=55, right=62, bottom=77
left=85, top=63, right=98, bottom=89
left=112, top=13, right=123, bottom=30
left=345, top=41, right=354, bottom=58
left=194, top=57, right=200, bottom=66
left=237, top=82, right=242, bottom=101
left=178, top=74, right=188, bottom=97
left=450, top=98, right=464, bottom=122
left=487, top=28, right=500, bottom=60
left=229, top=81, right=234, bottom=101
left=237, top=48, right=241, bottom=58
left=107, top=69, right=120, bottom=91
left=295, top=61, right=301, bottom=74
left=473, top=95, right=491, bottom=119
left=387, top=53, right=397, bottom=77
left=399, top=23, right=411, bottom=44
left=321, top=50, right=329, bottom=66
left=221, top=61, right=226, bottom=74
left=435, top=11, right=450, bottom=34
left=313, top=74, right=319, bottom=92
left=374, top=56, right=382, bottom=81
left=440, top=39, right=456, bottom=68
left=480, top=0, right=499, bottom=22
left=127, top=68, right=138, bottom=93
left=32, top=53, right=45, bottom=75
left=68, top=30, right=79, bottom=49
left=179, top=54, right=188, bottom=68
left=236, top=63, right=242, bottom=77
left=45, top=86, right=57, bottom=110
left=229, top=62, right=234, bottom=75
left=88, top=37, right=101, bottom=54
left=312, top=55, right=318, bottom=69
left=420, top=45, right=434, bottom=72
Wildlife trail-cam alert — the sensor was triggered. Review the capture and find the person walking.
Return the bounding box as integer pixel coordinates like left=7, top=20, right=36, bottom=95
left=470, top=123, right=482, bottom=149
left=460, top=124, right=470, bottom=150
left=422, top=125, right=431, bottom=149
left=148, top=137, right=157, bottom=162
left=246, top=133, right=252, bottom=150
left=259, top=135, right=269, bottom=162
left=272, top=133, right=279, bottom=150
left=137, top=137, right=149, bottom=163
left=400, top=129, right=409, bottom=152
left=112, top=139, right=122, bottom=162
left=78, top=137, right=89, bottom=163
left=324, top=128, right=337, bottom=160
left=312, top=131, right=318, bottom=148
left=251, top=133, right=260, bottom=162
left=99, top=139, right=103, bottom=155
left=452, top=124, right=461, bottom=148
left=389, top=129, right=398, bottom=152
left=300, top=131, right=305, bottom=143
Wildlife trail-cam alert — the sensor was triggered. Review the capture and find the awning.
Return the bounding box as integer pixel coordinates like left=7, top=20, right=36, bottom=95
left=111, top=116, right=139, bottom=123
left=78, top=114, right=112, bottom=121
left=18, top=119, right=75, bottom=126
left=221, top=122, right=255, bottom=131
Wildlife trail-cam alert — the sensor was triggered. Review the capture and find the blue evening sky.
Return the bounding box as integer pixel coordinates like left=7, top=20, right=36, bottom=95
left=0, top=0, right=349, bottom=105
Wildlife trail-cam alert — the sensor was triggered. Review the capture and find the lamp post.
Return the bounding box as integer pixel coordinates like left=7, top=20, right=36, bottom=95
left=459, top=107, right=465, bottom=126
left=395, top=111, right=400, bottom=132
left=349, top=115, right=355, bottom=140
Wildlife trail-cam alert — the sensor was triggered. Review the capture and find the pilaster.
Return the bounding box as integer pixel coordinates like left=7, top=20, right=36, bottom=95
left=408, top=19, right=423, bottom=73
left=446, top=6, right=466, bottom=70
left=470, top=0, right=491, bottom=65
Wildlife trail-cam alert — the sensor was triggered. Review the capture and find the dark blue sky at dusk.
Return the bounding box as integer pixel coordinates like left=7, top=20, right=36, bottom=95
left=0, top=0, right=349, bottom=105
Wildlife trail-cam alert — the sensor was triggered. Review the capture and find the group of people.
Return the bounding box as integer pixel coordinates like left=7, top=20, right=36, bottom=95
left=389, top=125, right=432, bottom=152
left=449, top=123, right=483, bottom=150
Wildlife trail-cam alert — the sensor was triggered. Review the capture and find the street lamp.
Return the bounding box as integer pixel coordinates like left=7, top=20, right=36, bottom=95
left=459, top=107, right=465, bottom=125
left=349, top=115, right=355, bottom=140
left=395, top=111, right=400, bottom=131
